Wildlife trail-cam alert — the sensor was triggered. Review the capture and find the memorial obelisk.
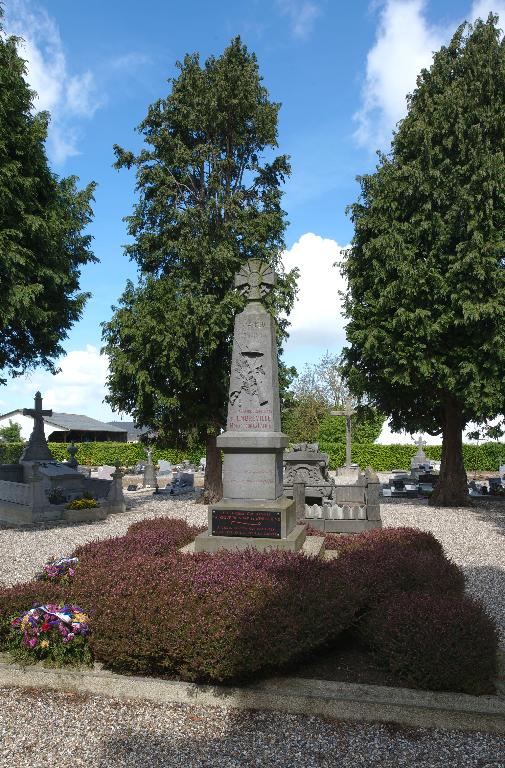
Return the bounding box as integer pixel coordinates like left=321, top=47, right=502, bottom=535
left=195, top=259, right=306, bottom=553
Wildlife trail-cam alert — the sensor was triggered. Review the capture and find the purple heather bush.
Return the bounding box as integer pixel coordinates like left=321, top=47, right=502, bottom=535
left=73, top=546, right=360, bottom=682
left=333, top=527, right=465, bottom=615
left=1, top=519, right=498, bottom=694
left=364, top=592, right=499, bottom=695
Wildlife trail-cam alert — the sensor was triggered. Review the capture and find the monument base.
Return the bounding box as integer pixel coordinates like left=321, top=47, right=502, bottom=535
left=194, top=496, right=306, bottom=553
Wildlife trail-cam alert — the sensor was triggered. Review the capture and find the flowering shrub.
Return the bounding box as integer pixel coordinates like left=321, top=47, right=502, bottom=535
left=74, top=548, right=359, bottom=682
left=0, top=519, right=498, bottom=693
left=7, top=603, right=92, bottom=667
left=37, top=557, right=78, bottom=584
left=66, top=498, right=100, bottom=510
left=333, top=527, right=464, bottom=615
left=364, top=592, right=498, bottom=695
left=330, top=527, right=446, bottom=556
left=47, top=486, right=66, bottom=504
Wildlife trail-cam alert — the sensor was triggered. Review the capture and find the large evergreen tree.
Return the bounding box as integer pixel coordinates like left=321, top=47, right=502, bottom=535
left=103, top=37, right=296, bottom=500
left=0, top=12, right=96, bottom=383
left=342, top=16, right=505, bottom=506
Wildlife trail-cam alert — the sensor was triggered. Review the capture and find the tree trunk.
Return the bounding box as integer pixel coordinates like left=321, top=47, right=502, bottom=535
left=203, top=432, right=223, bottom=504
left=430, top=398, right=470, bottom=507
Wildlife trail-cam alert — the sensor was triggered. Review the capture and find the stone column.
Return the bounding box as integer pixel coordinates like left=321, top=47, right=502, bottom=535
left=107, top=462, right=126, bottom=514
left=293, top=482, right=306, bottom=520
left=143, top=448, right=158, bottom=489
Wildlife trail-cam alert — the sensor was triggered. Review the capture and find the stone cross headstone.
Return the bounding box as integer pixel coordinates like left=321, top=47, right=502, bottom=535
left=195, top=258, right=305, bottom=553
left=411, top=435, right=428, bottom=470
left=331, top=397, right=356, bottom=469
left=20, top=392, right=53, bottom=462
left=143, top=448, right=157, bottom=489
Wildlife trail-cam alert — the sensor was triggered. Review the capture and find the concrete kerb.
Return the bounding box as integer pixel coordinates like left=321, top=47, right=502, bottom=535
left=0, top=655, right=504, bottom=735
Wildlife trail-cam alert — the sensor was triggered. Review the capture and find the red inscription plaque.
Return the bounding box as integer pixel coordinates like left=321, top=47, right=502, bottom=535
left=212, top=509, right=281, bottom=538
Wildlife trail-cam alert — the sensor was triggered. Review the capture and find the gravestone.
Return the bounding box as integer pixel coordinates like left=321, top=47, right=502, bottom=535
left=20, top=391, right=53, bottom=464
left=19, top=392, right=85, bottom=500
left=158, top=459, right=172, bottom=475
left=283, top=443, right=335, bottom=505
left=195, top=259, right=305, bottom=552
left=107, top=462, right=127, bottom=514
left=170, top=471, right=194, bottom=494
left=143, top=448, right=157, bottom=489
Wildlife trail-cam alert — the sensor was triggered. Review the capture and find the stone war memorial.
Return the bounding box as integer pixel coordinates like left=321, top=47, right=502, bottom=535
left=195, top=259, right=307, bottom=552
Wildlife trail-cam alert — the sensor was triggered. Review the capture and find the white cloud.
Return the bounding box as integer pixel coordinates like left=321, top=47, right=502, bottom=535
left=356, top=1, right=505, bottom=152
left=355, top=0, right=443, bottom=151
left=282, top=233, right=347, bottom=350
left=470, top=1, right=505, bottom=25
left=4, top=0, right=100, bottom=164
left=11, top=346, right=119, bottom=421
left=277, top=0, right=321, bottom=39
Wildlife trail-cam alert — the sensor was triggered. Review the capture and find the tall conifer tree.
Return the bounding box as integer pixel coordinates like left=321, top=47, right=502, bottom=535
left=103, top=38, right=296, bottom=500
left=0, top=10, right=96, bottom=382
left=342, top=16, right=505, bottom=505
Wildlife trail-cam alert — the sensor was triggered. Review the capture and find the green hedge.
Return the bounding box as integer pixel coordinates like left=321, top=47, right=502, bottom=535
left=0, top=442, right=204, bottom=467
left=319, top=442, right=505, bottom=472
left=2, top=440, right=504, bottom=472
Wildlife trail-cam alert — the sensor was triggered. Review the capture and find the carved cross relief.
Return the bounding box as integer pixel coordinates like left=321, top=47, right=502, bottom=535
left=235, top=259, right=276, bottom=301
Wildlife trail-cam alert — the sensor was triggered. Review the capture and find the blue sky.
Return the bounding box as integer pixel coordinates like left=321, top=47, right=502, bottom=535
left=1, top=0, right=504, bottom=420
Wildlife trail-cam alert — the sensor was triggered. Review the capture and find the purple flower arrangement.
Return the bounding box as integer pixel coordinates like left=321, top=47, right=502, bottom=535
left=8, top=603, right=92, bottom=667
left=37, top=556, right=78, bottom=583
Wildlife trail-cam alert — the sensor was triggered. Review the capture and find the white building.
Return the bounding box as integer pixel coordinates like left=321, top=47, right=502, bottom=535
left=0, top=410, right=128, bottom=443
left=375, top=417, right=504, bottom=445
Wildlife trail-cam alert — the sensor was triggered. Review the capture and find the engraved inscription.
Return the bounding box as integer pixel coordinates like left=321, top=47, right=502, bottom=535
left=228, top=407, right=273, bottom=431
left=212, top=509, right=281, bottom=538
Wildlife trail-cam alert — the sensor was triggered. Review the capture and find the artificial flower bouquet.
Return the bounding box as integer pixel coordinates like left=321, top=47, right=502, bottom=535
left=37, top=556, right=78, bottom=583
left=8, top=604, right=92, bottom=667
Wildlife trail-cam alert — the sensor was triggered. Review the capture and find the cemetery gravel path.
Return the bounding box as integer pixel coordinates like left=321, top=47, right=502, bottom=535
left=1, top=494, right=504, bottom=766
left=1, top=686, right=504, bottom=768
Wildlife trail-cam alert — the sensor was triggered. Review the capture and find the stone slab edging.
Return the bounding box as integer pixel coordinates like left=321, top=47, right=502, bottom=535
left=0, top=657, right=504, bottom=734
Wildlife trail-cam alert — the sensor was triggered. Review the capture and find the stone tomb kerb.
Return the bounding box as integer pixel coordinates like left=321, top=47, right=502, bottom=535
left=195, top=260, right=306, bottom=553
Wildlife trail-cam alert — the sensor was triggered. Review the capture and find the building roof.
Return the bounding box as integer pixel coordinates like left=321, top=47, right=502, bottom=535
left=107, top=421, right=150, bottom=441
left=0, top=409, right=127, bottom=434
left=47, top=413, right=127, bottom=433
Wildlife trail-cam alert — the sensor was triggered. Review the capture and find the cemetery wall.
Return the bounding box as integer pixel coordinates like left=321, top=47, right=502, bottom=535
left=1, top=441, right=504, bottom=472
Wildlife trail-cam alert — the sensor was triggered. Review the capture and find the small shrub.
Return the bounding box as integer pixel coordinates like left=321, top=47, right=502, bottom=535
left=48, top=486, right=66, bottom=505
left=333, top=528, right=465, bottom=628
left=364, top=592, right=498, bottom=695
left=72, top=537, right=360, bottom=682
left=66, top=498, right=100, bottom=510
left=331, top=527, right=446, bottom=557
left=7, top=603, right=92, bottom=667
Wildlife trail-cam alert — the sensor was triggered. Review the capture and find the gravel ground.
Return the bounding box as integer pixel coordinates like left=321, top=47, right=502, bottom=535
left=1, top=493, right=504, bottom=766
left=0, top=687, right=504, bottom=768
left=0, top=489, right=207, bottom=587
